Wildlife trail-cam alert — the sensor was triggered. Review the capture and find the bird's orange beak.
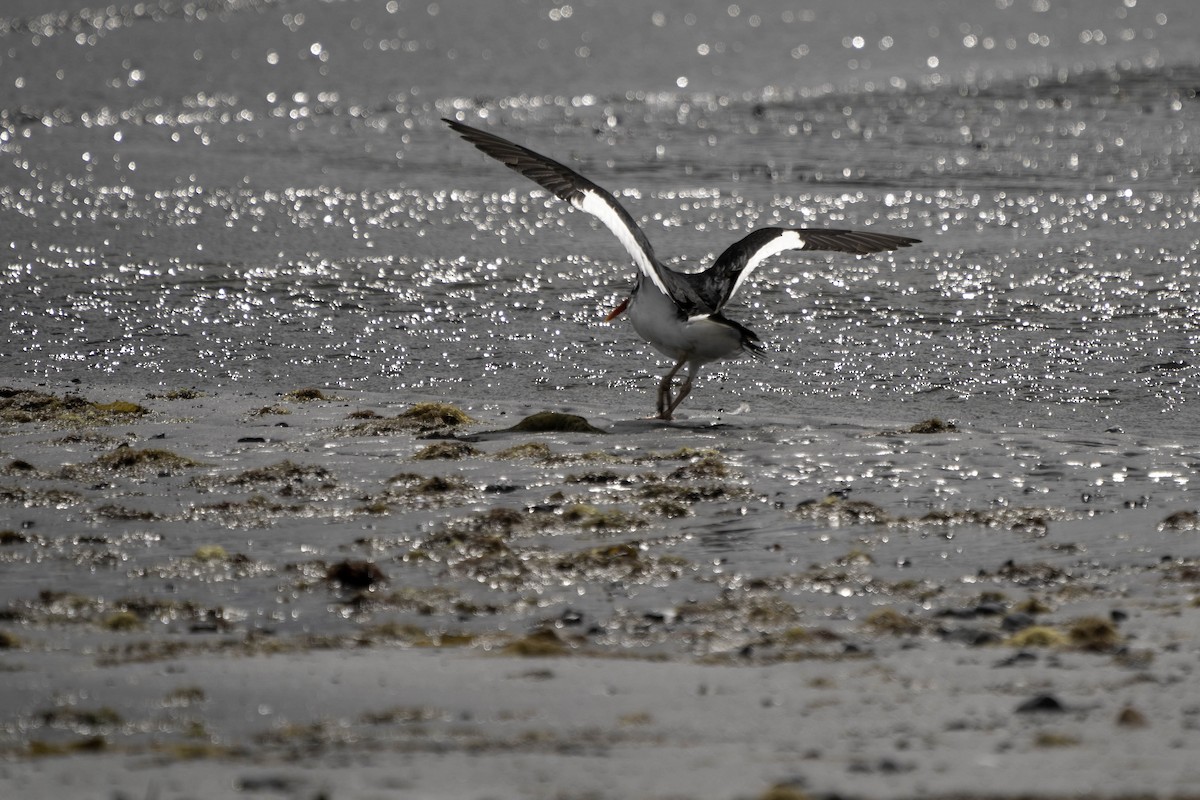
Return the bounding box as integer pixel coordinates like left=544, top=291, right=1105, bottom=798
left=605, top=297, right=629, bottom=322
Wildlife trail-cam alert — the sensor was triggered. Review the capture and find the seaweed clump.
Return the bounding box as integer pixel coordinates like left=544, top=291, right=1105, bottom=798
left=1067, top=615, right=1122, bottom=652
left=193, top=545, right=229, bottom=563
left=909, top=417, right=957, bottom=434
left=862, top=607, right=923, bottom=636
left=146, top=388, right=203, bottom=400
left=413, top=442, right=480, bottom=460
left=493, top=442, right=555, bottom=461
left=231, top=460, right=332, bottom=485
left=401, top=402, right=475, bottom=427
left=62, top=446, right=202, bottom=480
left=372, top=473, right=473, bottom=511
left=0, top=387, right=147, bottom=426
left=250, top=405, right=291, bottom=417
left=1160, top=510, right=1199, bottom=531
left=501, top=411, right=605, bottom=434
left=97, top=446, right=199, bottom=472
left=1004, top=616, right=1122, bottom=652
left=562, top=503, right=644, bottom=531
left=283, top=388, right=336, bottom=402
left=501, top=627, right=572, bottom=657
left=341, top=402, right=476, bottom=435
left=795, top=495, right=893, bottom=526
left=193, top=460, right=337, bottom=499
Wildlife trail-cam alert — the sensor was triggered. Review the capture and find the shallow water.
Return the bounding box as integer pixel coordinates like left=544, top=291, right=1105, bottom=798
left=3, top=0, right=1199, bottom=435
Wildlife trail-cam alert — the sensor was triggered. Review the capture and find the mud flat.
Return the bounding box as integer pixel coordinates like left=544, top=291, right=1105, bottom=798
left=0, top=379, right=1198, bottom=799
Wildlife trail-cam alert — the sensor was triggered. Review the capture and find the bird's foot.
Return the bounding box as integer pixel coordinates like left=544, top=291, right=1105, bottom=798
left=663, top=378, right=694, bottom=419
left=656, top=382, right=674, bottom=417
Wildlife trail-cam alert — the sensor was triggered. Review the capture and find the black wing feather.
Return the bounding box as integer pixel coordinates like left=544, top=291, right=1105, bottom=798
left=695, top=227, right=920, bottom=310
left=445, top=118, right=595, bottom=204
left=443, top=118, right=663, bottom=285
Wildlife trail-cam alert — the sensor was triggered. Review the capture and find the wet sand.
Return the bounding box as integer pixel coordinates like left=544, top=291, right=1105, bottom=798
left=2, top=379, right=1199, bottom=799
left=4, top=0, right=1200, bottom=796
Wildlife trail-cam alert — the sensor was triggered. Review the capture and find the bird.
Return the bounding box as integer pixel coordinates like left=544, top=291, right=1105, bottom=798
left=444, top=118, right=920, bottom=420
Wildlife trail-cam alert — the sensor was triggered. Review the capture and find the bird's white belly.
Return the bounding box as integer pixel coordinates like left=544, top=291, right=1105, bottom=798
left=626, top=288, right=744, bottom=365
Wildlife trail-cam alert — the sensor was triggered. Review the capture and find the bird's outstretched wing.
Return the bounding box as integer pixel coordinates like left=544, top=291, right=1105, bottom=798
left=444, top=118, right=670, bottom=295
left=701, top=227, right=921, bottom=309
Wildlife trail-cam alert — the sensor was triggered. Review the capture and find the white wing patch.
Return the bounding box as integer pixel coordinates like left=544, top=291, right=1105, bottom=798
left=577, top=189, right=670, bottom=295
left=725, top=229, right=805, bottom=304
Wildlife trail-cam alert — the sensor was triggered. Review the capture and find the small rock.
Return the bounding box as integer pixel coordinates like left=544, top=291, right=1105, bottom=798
left=934, top=607, right=977, bottom=620
left=238, top=774, right=306, bottom=792
left=504, top=411, right=606, bottom=434
left=1016, top=694, right=1065, bottom=713
left=1116, top=705, right=1149, bottom=728
left=995, top=651, right=1039, bottom=668
left=325, top=559, right=387, bottom=590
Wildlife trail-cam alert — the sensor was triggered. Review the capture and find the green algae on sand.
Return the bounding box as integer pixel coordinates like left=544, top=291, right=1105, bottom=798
left=0, top=387, right=148, bottom=426
left=908, top=417, right=958, bottom=434
left=282, top=387, right=337, bottom=402
left=58, top=446, right=203, bottom=481
left=95, top=447, right=201, bottom=471
left=413, top=442, right=481, bottom=460
left=341, top=401, right=476, bottom=435
left=497, top=411, right=606, bottom=434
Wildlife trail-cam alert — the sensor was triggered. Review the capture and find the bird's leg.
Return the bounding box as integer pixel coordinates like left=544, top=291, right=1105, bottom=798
left=663, top=377, right=694, bottom=419
left=656, top=358, right=688, bottom=419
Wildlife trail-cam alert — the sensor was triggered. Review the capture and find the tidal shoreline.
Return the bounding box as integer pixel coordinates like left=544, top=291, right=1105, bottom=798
left=1, top=379, right=1198, bottom=799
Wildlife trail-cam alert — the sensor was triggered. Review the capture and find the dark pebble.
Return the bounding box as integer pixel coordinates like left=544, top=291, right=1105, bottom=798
left=237, top=437, right=267, bottom=443
left=849, top=758, right=911, bottom=774
left=1016, top=693, right=1065, bottom=713
left=325, top=559, right=387, bottom=589
left=940, top=626, right=1001, bottom=646
left=995, top=651, right=1038, bottom=667
left=934, top=607, right=977, bottom=620
left=238, top=774, right=305, bottom=792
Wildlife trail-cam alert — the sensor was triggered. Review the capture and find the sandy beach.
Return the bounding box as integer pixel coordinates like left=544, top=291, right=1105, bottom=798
left=2, top=379, right=1199, bottom=799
